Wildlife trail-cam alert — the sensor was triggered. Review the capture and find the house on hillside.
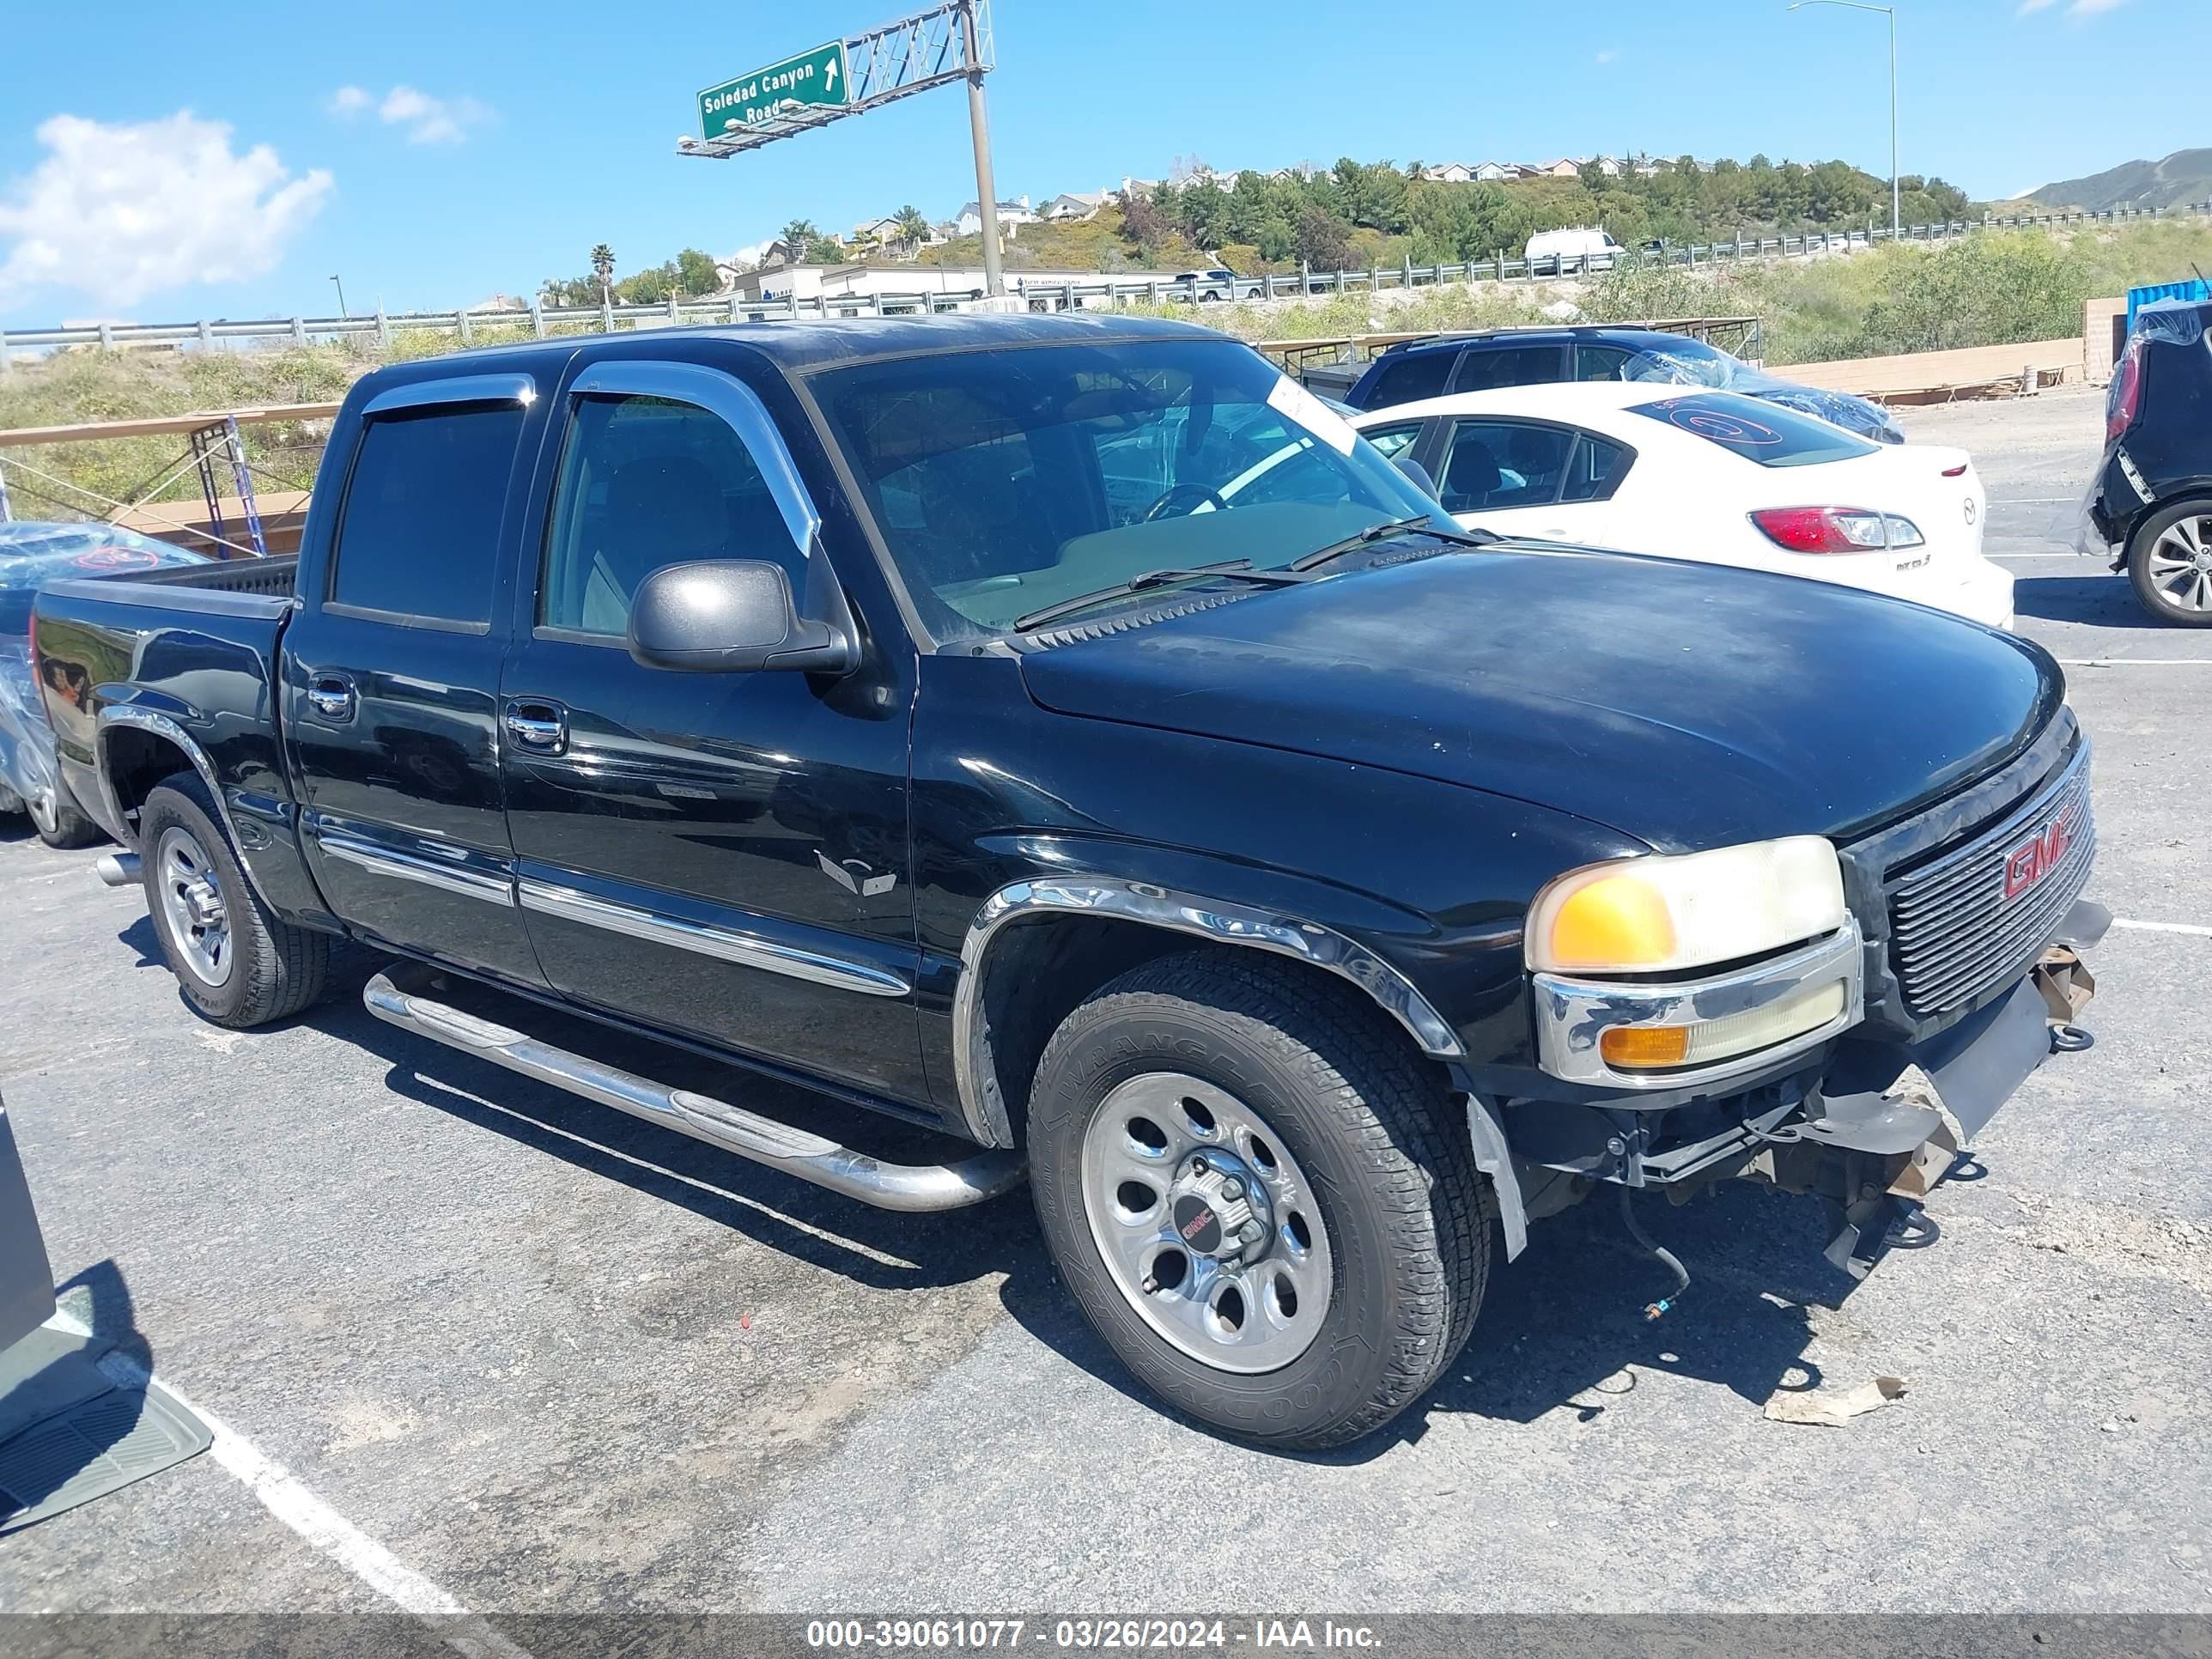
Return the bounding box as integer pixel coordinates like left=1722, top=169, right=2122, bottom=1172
left=850, top=216, right=904, bottom=246
left=1529, top=157, right=1583, bottom=179
left=955, top=196, right=1037, bottom=236
left=1042, top=190, right=1111, bottom=221
left=1119, top=176, right=1162, bottom=199
left=1420, top=162, right=1476, bottom=183
left=1578, top=155, right=1625, bottom=178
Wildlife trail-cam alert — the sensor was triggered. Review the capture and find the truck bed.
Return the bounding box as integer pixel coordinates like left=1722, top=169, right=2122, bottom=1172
left=32, top=556, right=301, bottom=860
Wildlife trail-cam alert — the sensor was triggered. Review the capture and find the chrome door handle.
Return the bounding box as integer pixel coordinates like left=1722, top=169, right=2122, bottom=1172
left=503, top=702, right=567, bottom=752
left=306, top=673, right=355, bottom=721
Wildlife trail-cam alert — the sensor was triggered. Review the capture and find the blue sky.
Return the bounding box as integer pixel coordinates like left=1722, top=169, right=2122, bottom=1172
left=0, top=0, right=2198, bottom=327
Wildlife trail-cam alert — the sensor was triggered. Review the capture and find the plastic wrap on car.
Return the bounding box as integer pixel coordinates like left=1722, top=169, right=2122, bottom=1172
left=2133, top=298, right=2209, bottom=349
left=0, top=646, right=59, bottom=808
left=1621, top=348, right=1898, bottom=442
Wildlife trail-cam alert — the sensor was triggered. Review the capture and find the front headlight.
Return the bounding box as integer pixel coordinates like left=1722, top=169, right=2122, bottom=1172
left=1528, top=836, right=1847, bottom=975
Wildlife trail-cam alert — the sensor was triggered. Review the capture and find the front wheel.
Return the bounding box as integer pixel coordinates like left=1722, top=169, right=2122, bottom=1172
left=1027, top=952, right=1490, bottom=1450
left=2127, top=499, right=2212, bottom=625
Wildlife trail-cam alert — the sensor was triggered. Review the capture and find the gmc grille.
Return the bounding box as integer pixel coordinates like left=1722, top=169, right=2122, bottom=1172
left=1886, top=750, right=2094, bottom=1018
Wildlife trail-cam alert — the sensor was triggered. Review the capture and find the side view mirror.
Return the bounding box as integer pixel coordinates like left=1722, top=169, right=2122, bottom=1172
left=1392, top=454, right=1439, bottom=498
left=627, top=560, right=857, bottom=675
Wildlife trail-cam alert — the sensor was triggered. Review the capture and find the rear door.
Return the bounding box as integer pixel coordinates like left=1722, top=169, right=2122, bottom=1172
left=283, top=371, right=553, bottom=988
left=495, top=352, right=927, bottom=1103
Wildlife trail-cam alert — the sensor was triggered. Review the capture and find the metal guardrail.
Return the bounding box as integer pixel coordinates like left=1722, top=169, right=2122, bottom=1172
left=4, top=200, right=2207, bottom=367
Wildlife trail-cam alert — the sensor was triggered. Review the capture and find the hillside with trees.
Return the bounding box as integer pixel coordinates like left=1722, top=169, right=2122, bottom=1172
left=1142, top=155, right=1972, bottom=274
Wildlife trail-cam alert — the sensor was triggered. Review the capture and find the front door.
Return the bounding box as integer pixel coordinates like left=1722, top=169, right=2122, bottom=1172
left=284, top=370, right=552, bottom=988
left=497, top=356, right=926, bottom=1103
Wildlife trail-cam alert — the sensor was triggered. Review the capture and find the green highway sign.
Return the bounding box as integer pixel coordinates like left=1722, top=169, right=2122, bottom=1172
left=697, top=42, right=851, bottom=139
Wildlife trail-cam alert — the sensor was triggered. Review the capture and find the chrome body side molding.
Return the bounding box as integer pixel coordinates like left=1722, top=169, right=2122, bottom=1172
left=365, top=968, right=1019, bottom=1212
left=952, top=877, right=1465, bottom=1146
left=316, top=831, right=517, bottom=905
left=516, top=878, right=911, bottom=999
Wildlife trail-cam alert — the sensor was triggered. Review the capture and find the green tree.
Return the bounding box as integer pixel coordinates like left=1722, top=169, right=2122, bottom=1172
left=1295, top=204, right=1354, bottom=272
left=892, top=204, right=931, bottom=254
left=676, top=248, right=721, bottom=295
left=589, top=244, right=615, bottom=301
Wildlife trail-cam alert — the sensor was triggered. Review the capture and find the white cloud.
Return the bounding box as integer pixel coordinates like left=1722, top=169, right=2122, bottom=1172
left=1594, top=47, right=1619, bottom=64
left=0, top=112, right=331, bottom=312
left=328, top=83, right=491, bottom=144
left=2014, top=0, right=2056, bottom=13
left=2068, top=0, right=2125, bottom=13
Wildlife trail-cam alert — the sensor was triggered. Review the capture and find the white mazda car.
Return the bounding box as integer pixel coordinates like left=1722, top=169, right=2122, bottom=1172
left=1347, top=382, right=2012, bottom=629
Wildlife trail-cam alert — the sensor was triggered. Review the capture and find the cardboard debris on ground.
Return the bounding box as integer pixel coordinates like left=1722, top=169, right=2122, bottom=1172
left=1762, top=1375, right=1908, bottom=1427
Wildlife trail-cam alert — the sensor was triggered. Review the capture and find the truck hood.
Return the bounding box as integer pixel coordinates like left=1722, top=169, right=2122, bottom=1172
left=1018, top=547, right=2060, bottom=852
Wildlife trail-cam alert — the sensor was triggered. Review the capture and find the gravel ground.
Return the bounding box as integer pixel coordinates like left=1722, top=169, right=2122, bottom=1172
left=0, top=382, right=2205, bottom=1626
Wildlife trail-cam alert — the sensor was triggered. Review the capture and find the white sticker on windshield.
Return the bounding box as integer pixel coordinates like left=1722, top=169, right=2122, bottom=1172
left=1267, top=373, right=1358, bottom=456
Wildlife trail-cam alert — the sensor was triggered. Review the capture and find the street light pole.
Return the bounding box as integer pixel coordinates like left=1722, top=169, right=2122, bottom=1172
left=330, top=275, right=349, bottom=319
left=1789, top=0, right=1899, bottom=240
left=958, top=0, right=1006, bottom=297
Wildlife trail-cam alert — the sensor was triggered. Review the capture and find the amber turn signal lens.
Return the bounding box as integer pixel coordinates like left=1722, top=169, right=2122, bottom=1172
left=1598, top=1025, right=1692, bottom=1068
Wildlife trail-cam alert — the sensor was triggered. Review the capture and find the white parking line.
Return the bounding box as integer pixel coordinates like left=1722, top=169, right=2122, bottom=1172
left=2109, top=916, right=2212, bottom=939
left=52, top=1312, right=531, bottom=1659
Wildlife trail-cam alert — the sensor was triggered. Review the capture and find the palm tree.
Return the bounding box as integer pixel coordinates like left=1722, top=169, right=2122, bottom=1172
left=891, top=204, right=930, bottom=258
left=781, top=218, right=818, bottom=249
left=589, top=244, right=615, bottom=304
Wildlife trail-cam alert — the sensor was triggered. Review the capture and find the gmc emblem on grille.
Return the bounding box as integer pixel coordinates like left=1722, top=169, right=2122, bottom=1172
left=2003, top=800, right=2079, bottom=900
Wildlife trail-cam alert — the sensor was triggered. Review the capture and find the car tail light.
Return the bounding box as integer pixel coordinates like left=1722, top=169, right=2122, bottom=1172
left=2107, top=337, right=2143, bottom=443
left=1750, top=507, right=1923, bottom=555
left=1942, top=463, right=1968, bottom=478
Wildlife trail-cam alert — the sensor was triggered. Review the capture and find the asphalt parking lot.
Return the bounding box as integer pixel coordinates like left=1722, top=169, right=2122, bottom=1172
left=1, top=381, right=2207, bottom=1622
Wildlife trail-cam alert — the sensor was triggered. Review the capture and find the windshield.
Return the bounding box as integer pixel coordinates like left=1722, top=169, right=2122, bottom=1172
left=1620, top=337, right=1741, bottom=390
left=812, top=337, right=1439, bottom=640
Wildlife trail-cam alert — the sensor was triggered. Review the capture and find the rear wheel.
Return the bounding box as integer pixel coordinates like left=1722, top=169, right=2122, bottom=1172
left=2127, top=499, right=2212, bottom=625
left=138, top=774, right=330, bottom=1027
left=29, top=780, right=106, bottom=849
left=1027, top=951, right=1490, bottom=1450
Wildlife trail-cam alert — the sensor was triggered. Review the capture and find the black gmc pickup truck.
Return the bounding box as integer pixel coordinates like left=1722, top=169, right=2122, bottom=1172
left=33, top=313, right=2103, bottom=1449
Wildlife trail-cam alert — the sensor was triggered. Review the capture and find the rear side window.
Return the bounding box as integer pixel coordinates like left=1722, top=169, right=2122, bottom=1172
left=1359, top=350, right=1456, bottom=410
left=1563, top=434, right=1632, bottom=500
left=1574, top=344, right=1635, bottom=381
left=1437, top=420, right=1574, bottom=511
left=539, top=394, right=807, bottom=635
left=1453, top=345, right=1566, bottom=392
left=1628, top=392, right=1875, bottom=468
left=331, top=406, right=524, bottom=623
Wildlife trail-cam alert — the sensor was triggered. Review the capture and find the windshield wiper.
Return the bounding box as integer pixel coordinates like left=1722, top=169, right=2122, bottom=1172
left=1290, top=515, right=1498, bottom=573
left=1012, top=559, right=1310, bottom=633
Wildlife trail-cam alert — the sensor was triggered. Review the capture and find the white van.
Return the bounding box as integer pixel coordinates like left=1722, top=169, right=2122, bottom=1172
left=1524, top=228, right=1626, bottom=276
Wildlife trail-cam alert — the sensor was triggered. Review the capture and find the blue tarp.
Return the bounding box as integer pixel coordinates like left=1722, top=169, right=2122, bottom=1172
left=2126, top=279, right=2210, bottom=334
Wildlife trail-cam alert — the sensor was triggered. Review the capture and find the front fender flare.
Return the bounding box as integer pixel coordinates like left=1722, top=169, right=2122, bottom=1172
left=951, top=875, right=1465, bottom=1147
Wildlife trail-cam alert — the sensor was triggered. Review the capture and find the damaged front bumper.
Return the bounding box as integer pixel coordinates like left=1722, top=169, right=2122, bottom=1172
left=1483, top=897, right=2106, bottom=1279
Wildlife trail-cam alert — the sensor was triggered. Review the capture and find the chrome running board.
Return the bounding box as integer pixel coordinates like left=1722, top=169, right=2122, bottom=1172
left=362, top=968, right=1025, bottom=1212
left=94, top=852, right=141, bottom=888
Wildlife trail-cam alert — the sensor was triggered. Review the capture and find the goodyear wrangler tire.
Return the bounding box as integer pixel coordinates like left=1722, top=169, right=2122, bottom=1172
left=1027, top=950, right=1490, bottom=1450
